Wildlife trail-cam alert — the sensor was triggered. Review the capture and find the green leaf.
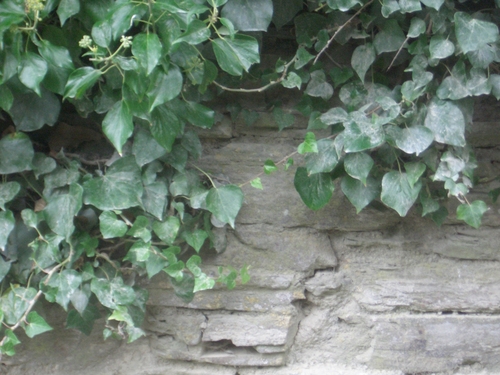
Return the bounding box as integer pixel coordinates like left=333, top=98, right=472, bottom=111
left=326, top=0, right=362, bottom=11
left=305, top=70, right=333, bottom=101
left=44, top=270, right=82, bottom=310
left=424, top=99, right=465, bottom=147
left=142, top=181, right=169, bottom=221
left=298, top=132, right=318, bottom=154
left=102, top=101, right=133, bottom=155
left=169, top=273, right=195, bottom=302
left=174, top=19, right=211, bottom=45
left=99, top=211, right=128, bottom=239
left=212, top=34, right=260, bottom=76
left=320, top=107, right=348, bottom=125
left=294, top=167, right=334, bottom=210
left=24, top=311, right=53, bottom=338
left=83, top=156, right=143, bottom=211
left=92, top=20, right=112, bottom=48
left=145, top=251, right=168, bottom=278
left=264, top=159, right=278, bottom=174
left=18, top=53, right=48, bottom=96
left=381, top=171, right=422, bottom=216
left=132, top=33, right=163, bottom=76
left=457, top=200, right=488, bottom=228
left=273, top=107, right=295, bottom=130
left=183, top=230, right=208, bottom=253
left=57, top=0, right=80, bottom=25
left=429, top=36, right=455, bottom=60
left=341, top=176, right=380, bottom=213
left=305, top=138, right=339, bottom=174
left=90, top=277, right=136, bottom=310
left=250, top=178, right=263, bottom=190
left=150, top=106, right=182, bottom=152
left=38, top=39, right=74, bottom=70
left=455, top=12, right=499, bottom=54
left=0, top=257, right=11, bottom=283
left=394, top=126, right=434, bottom=155
left=146, top=65, right=182, bottom=106
left=170, top=100, right=215, bottom=129
left=153, top=216, right=180, bottom=245
left=206, top=185, right=244, bottom=228
left=66, top=305, right=101, bottom=336
left=407, top=18, right=426, bottom=38
left=330, top=67, right=354, bottom=88
left=44, top=183, right=83, bottom=240
left=420, top=0, right=443, bottom=10
left=295, top=47, right=314, bottom=69
left=1, top=287, right=37, bottom=325
left=0, top=329, right=21, bottom=356
left=9, top=89, right=60, bottom=131
left=127, top=216, right=151, bottom=243
left=0, top=210, right=15, bottom=251
left=0, top=182, right=20, bottom=210
left=132, top=128, right=167, bottom=166
left=405, top=162, right=426, bottom=188
left=344, top=152, right=374, bottom=185
left=343, top=112, right=385, bottom=152
left=272, top=0, right=302, bottom=29
left=281, top=72, right=302, bottom=89
left=373, top=19, right=406, bottom=54
left=63, top=67, right=103, bottom=100
left=186, top=256, right=215, bottom=292
left=352, top=43, right=375, bottom=82
left=240, top=265, right=251, bottom=284
left=0, top=85, right=13, bottom=112
left=221, top=0, right=273, bottom=31
left=0, top=133, right=34, bottom=174
left=125, top=240, right=151, bottom=263
left=32, top=153, right=56, bottom=179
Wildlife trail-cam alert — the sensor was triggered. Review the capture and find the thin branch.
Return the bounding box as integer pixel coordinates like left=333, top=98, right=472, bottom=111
left=313, top=0, right=374, bottom=65
left=387, top=36, right=409, bottom=71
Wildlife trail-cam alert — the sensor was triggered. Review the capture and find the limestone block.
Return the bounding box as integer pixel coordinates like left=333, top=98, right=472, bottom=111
left=204, top=225, right=337, bottom=272
left=147, top=288, right=305, bottom=312
left=145, top=306, right=206, bottom=345
left=203, top=309, right=299, bottom=347
left=305, top=270, right=342, bottom=296
left=368, top=315, right=500, bottom=373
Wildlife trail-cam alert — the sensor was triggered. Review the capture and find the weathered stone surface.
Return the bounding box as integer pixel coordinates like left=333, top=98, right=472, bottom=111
left=203, top=308, right=299, bottom=347
left=368, top=315, right=500, bottom=373
left=145, top=307, right=206, bottom=345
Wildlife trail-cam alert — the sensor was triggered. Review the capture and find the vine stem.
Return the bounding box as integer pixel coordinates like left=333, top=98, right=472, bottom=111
left=313, top=0, right=374, bottom=65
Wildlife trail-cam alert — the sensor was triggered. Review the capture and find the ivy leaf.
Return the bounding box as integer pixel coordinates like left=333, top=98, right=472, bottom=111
left=272, top=0, right=302, bottom=29
left=153, top=216, right=180, bottom=245
left=344, top=152, right=374, bottom=185
left=0, top=85, right=13, bottom=112
left=24, top=311, right=53, bottom=338
left=407, top=18, right=426, bottom=38
left=206, top=185, right=244, bottom=228
left=44, top=183, right=83, bottom=240
left=147, top=65, right=183, bottom=111
left=57, top=0, right=80, bottom=25
left=1, top=287, right=37, bottom=325
left=281, top=72, right=302, bottom=89
left=175, top=19, right=211, bottom=45
left=221, top=0, right=273, bottom=31
left=99, top=211, right=128, bottom=239
left=169, top=100, right=214, bottom=129
left=0, top=210, right=15, bottom=251
left=343, top=112, right=385, bottom=152
left=420, top=0, right=444, bottom=10
left=405, top=162, right=426, bottom=188
left=145, top=252, right=168, bottom=279
left=394, top=126, right=434, bottom=155
left=298, top=132, right=318, bottom=154
left=326, top=0, right=362, bottom=11
left=63, top=67, right=103, bottom=100
left=150, top=106, right=182, bottom=152
left=18, top=53, right=48, bottom=96
left=66, top=305, right=101, bottom=336
left=44, top=270, right=82, bottom=310
left=352, top=43, right=375, bottom=82
left=264, top=159, right=278, bottom=174
left=142, top=182, right=168, bottom=221
left=373, top=19, right=406, bottom=54
left=320, top=107, right=348, bottom=125
left=83, top=156, right=143, bottom=211
left=294, top=167, right=334, bottom=210
left=455, top=12, right=499, bottom=54
left=9, top=89, right=60, bottom=131
left=295, top=47, right=315, bottom=69
left=0, top=182, right=21, bottom=210
left=183, top=230, right=208, bottom=253
left=429, top=36, right=455, bottom=60
left=132, top=33, right=162, bottom=76
left=381, top=171, right=422, bottom=216
left=132, top=128, right=166, bottom=166
left=305, top=70, right=333, bottom=101
left=212, top=34, right=260, bottom=76
left=90, top=278, right=136, bottom=310
left=102, top=101, right=133, bottom=154
left=273, top=107, right=295, bottom=130
left=0, top=133, right=34, bottom=174
left=456, top=200, right=488, bottom=228
left=250, top=178, right=263, bottom=190
left=424, top=99, right=465, bottom=147
left=341, top=175, right=380, bottom=213
left=305, top=138, right=339, bottom=174
left=92, top=20, right=112, bottom=48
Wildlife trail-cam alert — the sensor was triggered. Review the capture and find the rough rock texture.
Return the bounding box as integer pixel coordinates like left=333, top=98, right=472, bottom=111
left=4, top=97, right=500, bottom=375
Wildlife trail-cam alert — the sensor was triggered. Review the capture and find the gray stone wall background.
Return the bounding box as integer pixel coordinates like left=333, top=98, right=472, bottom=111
left=3, top=95, right=500, bottom=375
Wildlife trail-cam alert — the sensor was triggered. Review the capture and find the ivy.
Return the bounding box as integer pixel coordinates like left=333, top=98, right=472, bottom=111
left=0, top=0, right=499, bottom=356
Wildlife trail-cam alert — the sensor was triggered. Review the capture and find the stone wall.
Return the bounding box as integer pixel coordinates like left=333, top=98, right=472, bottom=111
left=3, top=96, right=500, bottom=375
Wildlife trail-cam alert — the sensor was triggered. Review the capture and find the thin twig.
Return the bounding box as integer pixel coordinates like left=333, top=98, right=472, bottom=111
left=313, top=0, right=374, bottom=65
left=387, top=36, right=409, bottom=71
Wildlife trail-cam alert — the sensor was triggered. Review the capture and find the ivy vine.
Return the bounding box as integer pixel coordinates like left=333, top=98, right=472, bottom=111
left=0, top=0, right=499, bottom=356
